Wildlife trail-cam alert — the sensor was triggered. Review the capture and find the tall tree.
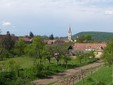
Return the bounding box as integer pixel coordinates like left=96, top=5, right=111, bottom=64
left=49, top=34, right=54, bottom=40
left=30, top=36, right=45, bottom=63
left=7, top=31, right=10, bottom=36
left=29, top=31, right=34, bottom=38
left=50, top=42, right=72, bottom=65
left=13, top=39, right=26, bottom=56
left=45, top=46, right=53, bottom=63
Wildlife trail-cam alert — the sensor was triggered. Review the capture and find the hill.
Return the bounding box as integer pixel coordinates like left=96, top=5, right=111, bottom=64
left=73, top=31, right=113, bottom=42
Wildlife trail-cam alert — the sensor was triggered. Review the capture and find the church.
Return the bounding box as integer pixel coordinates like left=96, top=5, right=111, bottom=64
left=68, top=26, right=72, bottom=41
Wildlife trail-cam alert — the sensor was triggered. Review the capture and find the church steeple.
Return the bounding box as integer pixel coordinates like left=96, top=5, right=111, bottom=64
left=68, top=26, right=71, bottom=33
left=68, top=26, right=72, bottom=41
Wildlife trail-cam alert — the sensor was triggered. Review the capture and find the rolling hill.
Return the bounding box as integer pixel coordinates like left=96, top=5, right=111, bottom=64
left=72, top=31, right=113, bottom=42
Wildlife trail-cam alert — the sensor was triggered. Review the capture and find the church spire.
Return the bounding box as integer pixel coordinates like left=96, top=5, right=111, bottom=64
left=68, top=26, right=72, bottom=33
left=68, top=25, right=72, bottom=41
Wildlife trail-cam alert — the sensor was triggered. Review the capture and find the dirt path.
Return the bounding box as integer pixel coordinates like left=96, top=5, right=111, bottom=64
left=32, top=61, right=104, bottom=85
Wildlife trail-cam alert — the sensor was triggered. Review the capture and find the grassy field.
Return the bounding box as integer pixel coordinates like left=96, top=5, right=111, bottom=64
left=0, top=56, right=34, bottom=69
left=75, top=65, right=113, bottom=85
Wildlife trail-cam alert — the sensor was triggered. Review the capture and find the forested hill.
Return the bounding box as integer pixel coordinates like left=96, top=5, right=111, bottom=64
left=73, top=31, right=113, bottom=42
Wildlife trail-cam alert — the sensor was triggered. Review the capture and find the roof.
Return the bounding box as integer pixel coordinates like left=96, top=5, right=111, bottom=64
left=47, top=40, right=56, bottom=44
left=20, top=37, right=32, bottom=42
left=73, top=43, right=106, bottom=51
left=0, top=35, right=18, bottom=41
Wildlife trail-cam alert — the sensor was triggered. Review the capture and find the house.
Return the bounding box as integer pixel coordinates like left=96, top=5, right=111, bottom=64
left=19, top=37, right=32, bottom=43
left=73, top=43, right=106, bottom=58
left=48, top=40, right=57, bottom=44
left=45, top=38, right=70, bottom=45
left=0, top=34, right=18, bottom=42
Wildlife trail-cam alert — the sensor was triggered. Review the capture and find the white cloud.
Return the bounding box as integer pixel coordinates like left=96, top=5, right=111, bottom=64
left=2, top=21, right=12, bottom=27
left=1, top=21, right=16, bottom=34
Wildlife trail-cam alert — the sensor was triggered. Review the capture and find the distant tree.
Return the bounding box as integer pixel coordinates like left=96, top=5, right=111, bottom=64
left=76, top=36, right=85, bottom=43
left=76, top=35, right=93, bottom=43
left=7, top=31, right=10, bottom=36
left=29, top=31, right=34, bottom=38
left=49, top=34, right=54, bottom=40
left=84, top=35, right=92, bottom=41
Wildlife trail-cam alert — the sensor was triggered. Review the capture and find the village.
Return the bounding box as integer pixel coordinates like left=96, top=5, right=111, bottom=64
left=0, top=0, right=113, bottom=85
left=0, top=26, right=111, bottom=85
left=0, top=26, right=107, bottom=59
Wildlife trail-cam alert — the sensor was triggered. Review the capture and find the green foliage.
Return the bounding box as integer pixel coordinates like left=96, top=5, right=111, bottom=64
left=0, top=55, right=98, bottom=84
left=0, top=34, right=99, bottom=84
left=76, top=51, right=96, bottom=65
left=47, top=42, right=73, bottom=65
left=104, top=37, right=113, bottom=65
left=76, top=34, right=93, bottom=43
left=0, top=57, right=34, bottom=85
left=76, top=51, right=84, bottom=64
left=13, top=39, right=26, bottom=56
left=62, top=54, right=72, bottom=68
left=84, top=35, right=92, bottom=41
left=0, top=48, right=10, bottom=60
left=0, top=60, right=21, bottom=85
left=44, top=46, right=52, bottom=63
left=28, top=36, right=46, bottom=64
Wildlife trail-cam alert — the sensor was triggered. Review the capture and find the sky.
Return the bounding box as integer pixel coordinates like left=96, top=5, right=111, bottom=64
left=0, top=0, right=113, bottom=37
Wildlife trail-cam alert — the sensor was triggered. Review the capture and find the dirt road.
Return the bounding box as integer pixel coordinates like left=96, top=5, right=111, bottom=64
left=32, top=61, right=104, bottom=85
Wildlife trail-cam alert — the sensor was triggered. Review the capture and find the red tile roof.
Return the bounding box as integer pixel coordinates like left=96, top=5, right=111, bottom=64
left=20, top=37, right=32, bottom=42
left=73, top=43, right=106, bottom=51
left=47, top=40, right=56, bottom=44
left=0, top=35, right=18, bottom=41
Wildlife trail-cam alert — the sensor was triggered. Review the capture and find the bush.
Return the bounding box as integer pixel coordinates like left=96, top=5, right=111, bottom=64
left=0, top=72, right=16, bottom=85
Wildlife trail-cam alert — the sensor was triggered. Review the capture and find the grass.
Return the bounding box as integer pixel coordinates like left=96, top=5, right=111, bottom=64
left=0, top=56, right=98, bottom=85
left=75, top=65, right=113, bottom=85
left=0, top=56, right=34, bottom=69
